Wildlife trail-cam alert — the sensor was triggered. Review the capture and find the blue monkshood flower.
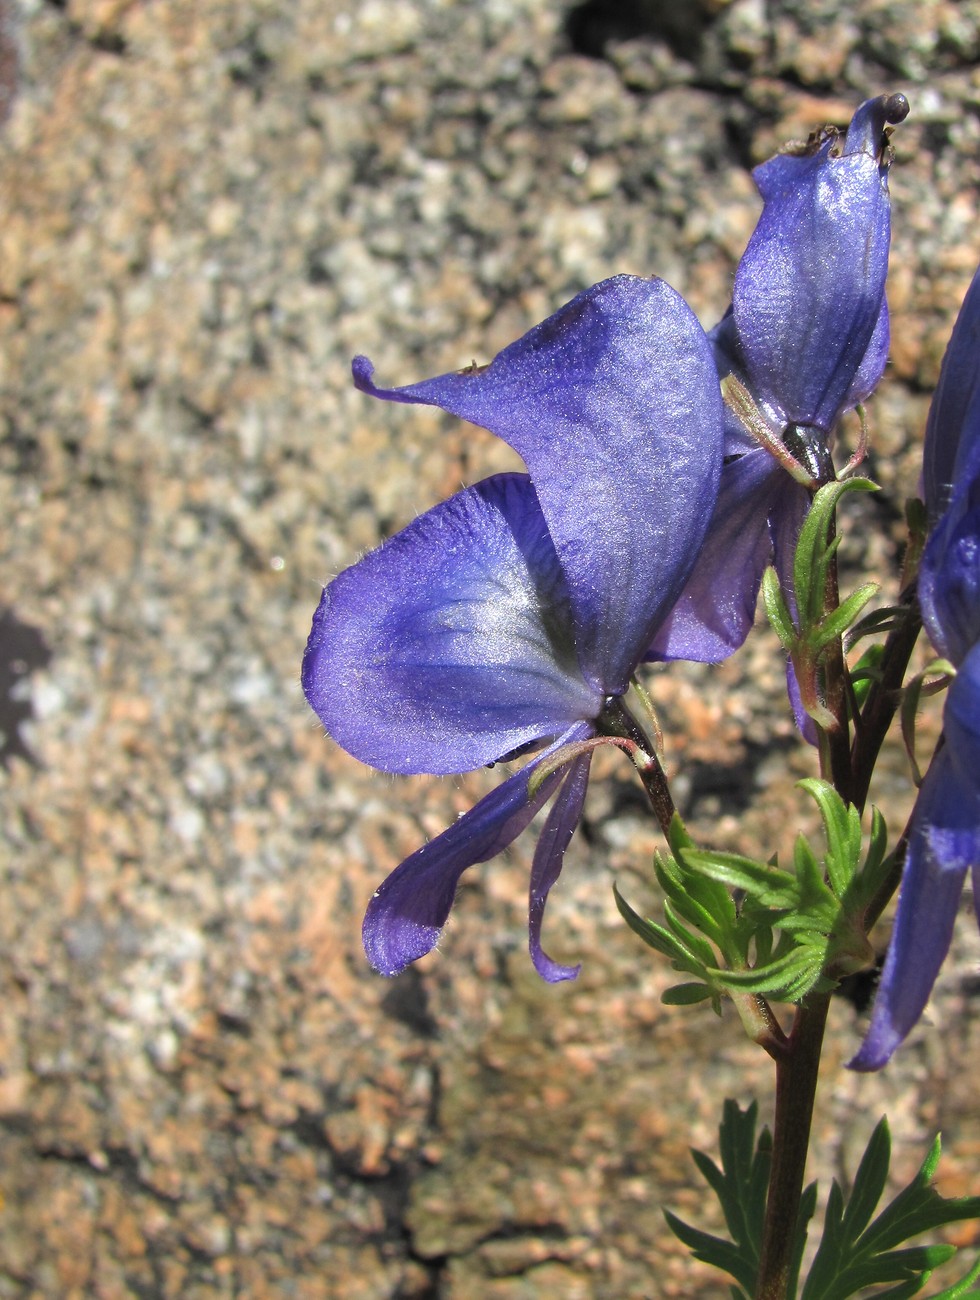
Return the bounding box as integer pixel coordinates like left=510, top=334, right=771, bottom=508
left=649, top=93, right=909, bottom=667
left=302, top=276, right=723, bottom=980
left=852, top=263, right=980, bottom=1070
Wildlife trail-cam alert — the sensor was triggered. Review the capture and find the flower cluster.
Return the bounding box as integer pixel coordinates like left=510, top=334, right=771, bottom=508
left=303, top=95, right=911, bottom=986
left=853, top=267, right=980, bottom=1070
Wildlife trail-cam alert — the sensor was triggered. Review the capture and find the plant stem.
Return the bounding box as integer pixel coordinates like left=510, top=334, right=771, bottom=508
left=754, top=993, right=831, bottom=1300
left=755, top=488, right=855, bottom=1300
left=602, top=695, right=676, bottom=836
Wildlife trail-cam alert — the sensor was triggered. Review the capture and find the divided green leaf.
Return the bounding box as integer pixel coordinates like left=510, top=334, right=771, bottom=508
left=801, top=1122, right=980, bottom=1300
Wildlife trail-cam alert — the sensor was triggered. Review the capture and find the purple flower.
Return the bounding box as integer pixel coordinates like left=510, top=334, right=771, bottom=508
left=651, top=94, right=909, bottom=667
left=852, top=262, right=980, bottom=1070
left=303, top=276, right=723, bottom=980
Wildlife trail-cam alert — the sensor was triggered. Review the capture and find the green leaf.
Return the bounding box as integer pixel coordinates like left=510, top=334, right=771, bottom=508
left=654, top=847, right=736, bottom=951
left=681, top=846, right=803, bottom=911
left=862, top=1136, right=980, bottom=1253
left=663, top=898, right=722, bottom=970
left=840, top=1117, right=891, bottom=1241
left=868, top=1278, right=934, bottom=1300
left=664, top=1211, right=758, bottom=1295
left=793, top=478, right=878, bottom=634
left=711, top=944, right=827, bottom=1003
left=798, top=780, right=862, bottom=899
left=666, top=1101, right=770, bottom=1294
left=667, top=1101, right=814, bottom=1298
left=858, top=807, right=890, bottom=899
left=849, top=642, right=886, bottom=708
left=810, top=582, right=880, bottom=651
left=791, top=834, right=840, bottom=926
left=621, top=803, right=889, bottom=1017
left=613, top=882, right=724, bottom=1014
left=763, top=565, right=798, bottom=650
left=900, top=660, right=955, bottom=787
left=613, top=883, right=703, bottom=969
left=661, top=982, right=716, bottom=1006
left=926, top=1254, right=980, bottom=1297
left=801, top=1124, right=980, bottom=1300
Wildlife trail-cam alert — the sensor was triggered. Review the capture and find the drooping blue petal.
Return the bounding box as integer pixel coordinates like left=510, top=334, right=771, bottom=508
left=361, top=727, right=592, bottom=976
left=528, top=751, right=593, bottom=982
left=922, top=265, right=980, bottom=520
left=302, top=474, right=601, bottom=776
left=353, top=274, right=723, bottom=693
left=848, top=753, right=968, bottom=1071
left=919, top=497, right=980, bottom=666
left=851, top=647, right=980, bottom=1070
left=733, top=95, right=903, bottom=435
left=647, top=447, right=781, bottom=662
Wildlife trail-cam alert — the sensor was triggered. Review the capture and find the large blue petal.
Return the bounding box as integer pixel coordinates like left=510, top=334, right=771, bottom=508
left=647, top=447, right=781, bottom=663
left=362, top=727, right=592, bottom=976
left=734, top=97, right=897, bottom=434
left=851, top=650, right=980, bottom=1069
left=302, top=474, right=601, bottom=775
left=353, top=275, right=723, bottom=693
left=528, top=752, right=593, bottom=982
left=922, top=265, right=980, bottom=521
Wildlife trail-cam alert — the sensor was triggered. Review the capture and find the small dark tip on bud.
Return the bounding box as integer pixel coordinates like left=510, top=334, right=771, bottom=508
left=884, top=93, right=910, bottom=125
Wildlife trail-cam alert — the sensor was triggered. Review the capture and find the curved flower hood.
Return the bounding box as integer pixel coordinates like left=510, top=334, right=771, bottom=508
left=734, top=92, right=907, bottom=438
left=650, top=94, right=908, bottom=675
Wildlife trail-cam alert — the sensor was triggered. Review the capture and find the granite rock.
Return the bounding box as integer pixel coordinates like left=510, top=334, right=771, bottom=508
left=0, top=0, right=979, bottom=1295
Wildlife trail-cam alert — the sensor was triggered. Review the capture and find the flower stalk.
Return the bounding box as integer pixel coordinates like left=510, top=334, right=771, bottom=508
left=756, top=995, right=832, bottom=1300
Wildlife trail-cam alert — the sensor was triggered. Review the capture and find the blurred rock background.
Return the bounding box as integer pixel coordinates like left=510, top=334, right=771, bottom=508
left=0, top=0, right=978, bottom=1295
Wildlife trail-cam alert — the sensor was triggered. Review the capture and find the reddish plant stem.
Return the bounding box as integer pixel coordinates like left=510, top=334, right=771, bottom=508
left=754, top=994, right=831, bottom=1300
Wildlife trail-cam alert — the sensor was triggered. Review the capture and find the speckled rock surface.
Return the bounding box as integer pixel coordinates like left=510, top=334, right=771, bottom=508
left=0, top=1, right=979, bottom=1295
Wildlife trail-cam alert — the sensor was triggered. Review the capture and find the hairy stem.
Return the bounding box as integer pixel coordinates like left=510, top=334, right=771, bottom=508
left=601, top=695, right=676, bottom=836
left=754, top=994, right=831, bottom=1300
